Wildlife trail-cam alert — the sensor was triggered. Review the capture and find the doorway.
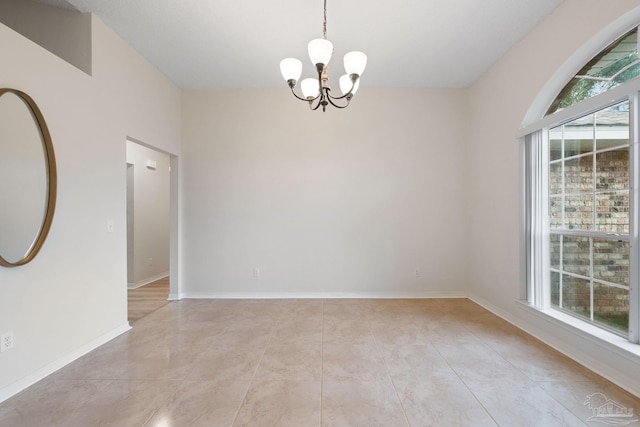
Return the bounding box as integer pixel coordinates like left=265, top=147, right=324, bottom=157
left=126, top=139, right=173, bottom=322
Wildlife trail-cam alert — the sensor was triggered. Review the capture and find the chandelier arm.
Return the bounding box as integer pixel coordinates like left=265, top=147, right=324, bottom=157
left=326, top=90, right=353, bottom=101
left=290, top=87, right=321, bottom=103
left=310, top=96, right=324, bottom=110
left=326, top=93, right=350, bottom=109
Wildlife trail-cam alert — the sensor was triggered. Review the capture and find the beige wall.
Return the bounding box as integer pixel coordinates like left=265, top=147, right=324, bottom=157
left=181, top=88, right=469, bottom=297
left=0, top=16, right=180, bottom=400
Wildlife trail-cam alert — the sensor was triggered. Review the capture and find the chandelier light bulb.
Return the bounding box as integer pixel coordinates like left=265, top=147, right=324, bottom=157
left=344, top=51, right=367, bottom=76
left=280, top=58, right=303, bottom=83
left=301, top=78, right=320, bottom=99
left=339, top=74, right=360, bottom=96
left=308, top=38, right=334, bottom=67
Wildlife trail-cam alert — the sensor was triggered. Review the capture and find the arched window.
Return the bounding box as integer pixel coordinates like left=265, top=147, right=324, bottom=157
left=547, top=28, right=639, bottom=115
left=524, top=26, right=640, bottom=343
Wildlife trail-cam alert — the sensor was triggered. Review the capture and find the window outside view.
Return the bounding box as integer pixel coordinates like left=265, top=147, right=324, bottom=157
left=547, top=29, right=639, bottom=115
left=548, top=102, right=630, bottom=333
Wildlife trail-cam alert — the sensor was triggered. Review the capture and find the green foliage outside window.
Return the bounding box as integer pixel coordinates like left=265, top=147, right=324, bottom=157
left=547, top=29, right=639, bottom=115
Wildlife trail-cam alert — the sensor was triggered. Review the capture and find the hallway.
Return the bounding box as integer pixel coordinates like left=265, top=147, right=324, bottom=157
left=127, top=277, right=169, bottom=323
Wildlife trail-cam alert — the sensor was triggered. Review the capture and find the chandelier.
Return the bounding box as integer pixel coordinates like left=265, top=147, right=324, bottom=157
left=279, top=0, right=367, bottom=112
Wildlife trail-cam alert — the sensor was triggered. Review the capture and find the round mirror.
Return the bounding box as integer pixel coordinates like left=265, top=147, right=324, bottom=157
left=0, top=88, right=56, bottom=267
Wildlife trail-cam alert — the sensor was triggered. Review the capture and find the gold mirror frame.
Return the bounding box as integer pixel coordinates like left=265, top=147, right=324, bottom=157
left=0, top=88, right=57, bottom=267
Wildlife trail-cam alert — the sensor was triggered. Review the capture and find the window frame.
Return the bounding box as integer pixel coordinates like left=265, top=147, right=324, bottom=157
left=521, top=82, right=640, bottom=344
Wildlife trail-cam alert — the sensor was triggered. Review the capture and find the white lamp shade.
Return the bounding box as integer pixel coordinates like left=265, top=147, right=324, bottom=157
left=280, top=58, right=302, bottom=82
left=344, top=51, right=367, bottom=76
left=339, top=74, right=360, bottom=95
left=301, top=78, right=320, bottom=98
left=308, top=38, right=333, bottom=66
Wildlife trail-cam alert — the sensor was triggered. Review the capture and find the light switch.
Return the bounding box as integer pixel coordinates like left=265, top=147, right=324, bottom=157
left=107, top=220, right=114, bottom=233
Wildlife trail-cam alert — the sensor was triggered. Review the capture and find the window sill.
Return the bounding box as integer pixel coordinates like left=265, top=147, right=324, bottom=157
left=515, top=300, right=640, bottom=363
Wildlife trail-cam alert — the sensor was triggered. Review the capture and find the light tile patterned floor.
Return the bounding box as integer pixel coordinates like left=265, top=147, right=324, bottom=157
left=1, top=298, right=639, bottom=426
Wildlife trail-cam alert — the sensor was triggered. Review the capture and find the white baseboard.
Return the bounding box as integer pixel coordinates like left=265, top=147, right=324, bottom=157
left=0, top=322, right=131, bottom=404
left=177, top=290, right=469, bottom=299
left=128, top=272, right=169, bottom=289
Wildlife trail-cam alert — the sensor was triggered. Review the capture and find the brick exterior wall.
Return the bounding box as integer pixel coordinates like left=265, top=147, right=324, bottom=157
left=549, top=148, right=629, bottom=330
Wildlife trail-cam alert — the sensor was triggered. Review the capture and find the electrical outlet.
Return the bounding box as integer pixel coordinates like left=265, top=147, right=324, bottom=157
left=415, top=268, right=421, bottom=278
left=1, top=332, right=14, bottom=352
left=253, top=268, right=261, bottom=278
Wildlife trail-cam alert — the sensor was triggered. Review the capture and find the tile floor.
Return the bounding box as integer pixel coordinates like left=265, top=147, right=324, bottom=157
left=1, top=298, right=639, bottom=426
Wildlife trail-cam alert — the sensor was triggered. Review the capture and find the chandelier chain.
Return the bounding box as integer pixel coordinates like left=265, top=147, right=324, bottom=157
left=323, top=0, right=327, bottom=39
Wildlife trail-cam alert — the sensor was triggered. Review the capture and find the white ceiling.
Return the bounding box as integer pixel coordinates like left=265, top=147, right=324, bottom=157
left=38, top=0, right=564, bottom=90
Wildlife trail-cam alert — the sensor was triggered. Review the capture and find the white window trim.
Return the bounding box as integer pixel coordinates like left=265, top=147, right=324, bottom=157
left=630, top=91, right=640, bottom=343
left=524, top=130, right=550, bottom=309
